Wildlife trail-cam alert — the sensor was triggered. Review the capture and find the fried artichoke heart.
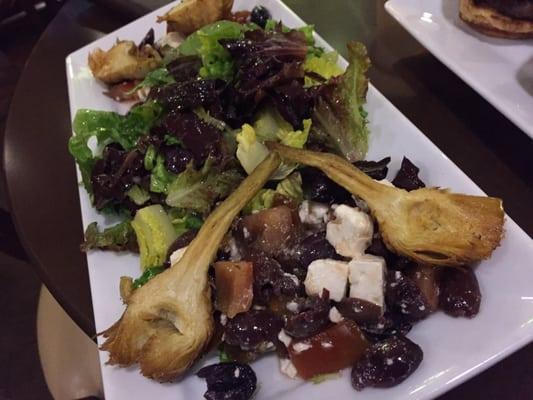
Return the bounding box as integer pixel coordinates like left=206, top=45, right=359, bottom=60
left=268, top=143, right=504, bottom=266
left=88, top=40, right=162, bottom=84
left=100, top=153, right=281, bottom=381
left=157, top=0, right=234, bottom=35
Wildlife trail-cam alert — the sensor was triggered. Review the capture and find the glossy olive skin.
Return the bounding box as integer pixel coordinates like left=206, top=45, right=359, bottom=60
left=386, top=271, right=432, bottom=322
left=284, top=295, right=331, bottom=339
left=337, top=297, right=383, bottom=325
left=351, top=335, right=423, bottom=390
left=223, top=309, right=283, bottom=352
left=439, top=267, right=481, bottom=318
left=250, top=6, right=271, bottom=28
left=197, top=362, right=257, bottom=400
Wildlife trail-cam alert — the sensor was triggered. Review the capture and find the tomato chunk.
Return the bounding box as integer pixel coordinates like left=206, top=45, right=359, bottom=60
left=214, top=261, right=254, bottom=318
left=288, top=320, right=369, bottom=379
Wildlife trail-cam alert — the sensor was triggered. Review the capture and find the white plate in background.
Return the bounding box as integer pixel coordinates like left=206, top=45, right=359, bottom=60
left=66, top=0, right=533, bottom=399
left=385, top=0, right=533, bottom=140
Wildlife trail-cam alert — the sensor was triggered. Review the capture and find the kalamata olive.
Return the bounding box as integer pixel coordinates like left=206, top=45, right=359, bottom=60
left=351, top=335, right=423, bottom=390
left=337, top=298, right=382, bottom=325
left=295, top=232, right=340, bottom=268
left=224, top=309, right=283, bottom=352
left=300, top=167, right=353, bottom=205
left=439, top=267, right=481, bottom=318
left=358, top=311, right=413, bottom=341
left=353, top=157, right=391, bottom=180
left=390, top=256, right=416, bottom=271
left=197, top=362, right=257, bottom=400
left=386, top=271, right=431, bottom=322
left=407, top=264, right=440, bottom=312
left=391, top=157, right=425, bottom=191
left=366, top=235, right=397, bottom=266
left=166, top=229, right=198, bottom=260
left=163, top=146, right=194, bottom=174
left=285, top=295, right=331, bottom=339
left=138, top=28, right=155, bottom=48
left=250, top=6, right=271, bottom=28
left=246, top=251, right=299, bottom=305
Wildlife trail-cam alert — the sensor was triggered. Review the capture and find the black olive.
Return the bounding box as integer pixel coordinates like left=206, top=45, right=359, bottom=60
left=163, top=146, right=193, bottom=174
left=197, top=362, right=257, bottom=400
left=439, top=267, right=481, bottom=318
left=358, top=311, right=413, bottom=341
left=351, top=335, right=423, bottom=390
left=250, top=6, right=271, bottom=28
left=392, top=157, right=425, bottom=191
left=224, top=309, right=283, bottom=352
left=386, top=271, right=431, bottom=322
left=284, top=295, right=331, bottom=339
left=300, top=167, right=353, bottom=205
left=337, top=297, right=382, bottom=325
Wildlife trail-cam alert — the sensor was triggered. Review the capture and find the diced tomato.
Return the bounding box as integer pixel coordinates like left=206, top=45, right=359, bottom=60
left=103, top=81, right=139, bottom=102
left=288, top=320, right=369, bottom=379
left=214, top=261, right=254, bottom=318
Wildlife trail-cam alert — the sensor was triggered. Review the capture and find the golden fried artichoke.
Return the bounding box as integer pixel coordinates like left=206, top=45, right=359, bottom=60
left=100, top=153, right=281, bottom=381
left=158, top=0, right=234, bottom=35
left=268, top=143, right=504, bottom=266
left=88, top=40, right=162, bottom=84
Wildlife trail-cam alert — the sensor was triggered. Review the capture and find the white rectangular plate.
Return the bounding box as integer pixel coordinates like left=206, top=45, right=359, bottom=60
left=385, top=0, right=533, bottom=140
left=66, top=1, right=533, bottom=399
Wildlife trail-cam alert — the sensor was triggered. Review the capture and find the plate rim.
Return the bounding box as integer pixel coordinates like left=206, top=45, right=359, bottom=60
left=65, top=1, right=533, bottom=399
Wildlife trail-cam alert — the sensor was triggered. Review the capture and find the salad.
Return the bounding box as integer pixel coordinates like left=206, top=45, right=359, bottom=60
left=68, top=1, right=505, bottom=398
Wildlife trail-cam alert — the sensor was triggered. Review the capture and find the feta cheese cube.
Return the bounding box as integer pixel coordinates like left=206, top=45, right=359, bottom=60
left=299, top=200, right=330, bottom=226
left=304, top=259, right=349, bottom=302
left=348, top=255, right=386, bottom=309
left=326, top=205, right=373, bottom=258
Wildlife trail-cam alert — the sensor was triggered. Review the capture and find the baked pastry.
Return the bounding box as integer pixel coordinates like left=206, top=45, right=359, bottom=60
left=459, top=0, right=533, bottom=39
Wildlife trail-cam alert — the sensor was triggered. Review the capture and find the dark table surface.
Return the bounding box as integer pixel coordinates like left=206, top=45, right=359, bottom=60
left=3, top=0, right=532, bottom=398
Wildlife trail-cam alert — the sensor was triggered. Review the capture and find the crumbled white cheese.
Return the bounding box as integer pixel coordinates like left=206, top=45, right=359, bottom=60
left=169, top=246, right=188, bottom=265
left=348, top=255, right=386, bottom=309
left=328, top=306, right=344, bottom=323
left=321, top=341, right=334, bottom=349
left=286, top=301, right=299, bottom=313
left=385, top=358, right=394, bottom=366
left=284, top=272, right=299, bottom=286
left=280, top=358, right=298, bottom=379
left=243, top=227, right=251, bottom=239
left=299, top=200, right=330, bottom=226
left=227, top=236, right=241, bottom=261
left=326, top=205, right=373, bottom=258
left=292, top=342, right=312, bottom=354
left=234, top=368, right=240, bottom=378
left=156, top=31, right=184, bottom=49
left=278, top=330, right=293, bottom=348
left=220, top=314, right=228, bottom=326
left=304, top=259, right=349, bottom=302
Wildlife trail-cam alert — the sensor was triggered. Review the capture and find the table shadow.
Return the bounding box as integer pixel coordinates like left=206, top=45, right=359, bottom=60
left=516, top=56, right=533, bottom=97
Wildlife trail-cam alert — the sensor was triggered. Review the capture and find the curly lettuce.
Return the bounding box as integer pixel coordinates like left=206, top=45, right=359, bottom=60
left=81, top=220, right=137, bottom=252
left=310, top=41, right=370, bottom=162
left=68, top=101, right=162, bottom=191
left=304, top=51, right=343, bottom=87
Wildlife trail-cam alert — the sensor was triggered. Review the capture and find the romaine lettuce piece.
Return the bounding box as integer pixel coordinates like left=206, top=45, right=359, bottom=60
left=310, top=41, right=370, bottom=162
left=304, top=51, right=343, bottom=87
left=150, top=155, right=177, bottom=194
left=236, top=118, right=311, bottom=180
left=242, top=172, right=303, bottom=214
left=126, top=185, right=150, bottom=206
left=165, top=161, right=242, bottom=213
left=179, top=21, right=250, bottom=81
left=131, top=204, right=178, bottom=270
left=81, top=220, right=137, bottom=252
left=69, top=101, right=162, bottom=191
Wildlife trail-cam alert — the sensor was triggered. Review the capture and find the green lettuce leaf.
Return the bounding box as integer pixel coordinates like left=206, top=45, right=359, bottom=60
left=242, top=172, right=303, bottom=214
left=150, top=155, right=177, bottom=194
left=81, top=220, right=137, bottom=252
left=165, top=161, right=243, bottom=213
left=179, top=21, right=249, bottom=81
left=69, top=101, right=162, bottom=191
left=129, top=66, right=175, bottom=93
left=132, top=266, right=165, bottom=289
left=304, top=51, right=343, bottom=87
left=167, top=208, right=204, bottom=236
left=310, top=41, right=370, bottom=162
left=126, top=185, right=150, bottom=206
left=236, top=119, right=311, bottom=180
